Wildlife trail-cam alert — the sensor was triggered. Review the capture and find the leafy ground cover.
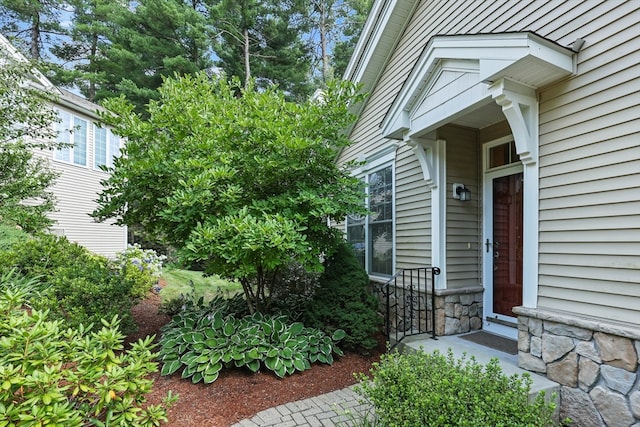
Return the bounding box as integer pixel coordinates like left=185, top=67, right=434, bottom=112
left=126, top=284, right=385, bottom=427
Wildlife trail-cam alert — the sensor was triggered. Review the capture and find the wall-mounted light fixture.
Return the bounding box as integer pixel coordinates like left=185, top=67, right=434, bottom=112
left=453, top=183, right=471, bottom=201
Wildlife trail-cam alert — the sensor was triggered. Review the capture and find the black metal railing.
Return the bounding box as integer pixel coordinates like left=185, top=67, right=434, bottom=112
left=374, top=267, right=441, bottom=349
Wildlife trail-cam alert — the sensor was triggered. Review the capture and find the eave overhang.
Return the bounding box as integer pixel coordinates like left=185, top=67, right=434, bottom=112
left=381, top=32, right=576, bottom=140
left=341, top=0, right=419, bottom=135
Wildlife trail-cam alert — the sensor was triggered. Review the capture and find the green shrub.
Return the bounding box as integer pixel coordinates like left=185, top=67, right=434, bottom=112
left=0, top=221, right=29, bottom=251
left=355, top=348, right=559, bottom=427
left=0, top=234, right=155, bottom=332
left=0, top=272, right=176, bottom=427
left=268, top=261, right=320, bottom=321
left=160, top=288, right=249, bottom=317
left=158, top=296, right=345, bottom=383
left=303, top=241, right=381, bottom=352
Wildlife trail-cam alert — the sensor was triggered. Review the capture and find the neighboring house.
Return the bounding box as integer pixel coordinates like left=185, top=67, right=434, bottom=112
left=338, top=1, right=639, bottom=424
left=0, top=34, right=127, bottom=258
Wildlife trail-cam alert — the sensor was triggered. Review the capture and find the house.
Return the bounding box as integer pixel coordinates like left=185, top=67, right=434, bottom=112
left=338, top=1, right=639, bottom=424
left=0, top=34, right=127, bottom=258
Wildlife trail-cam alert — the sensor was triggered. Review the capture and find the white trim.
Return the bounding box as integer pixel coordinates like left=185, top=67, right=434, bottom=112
left=488, top=80, right=540, bottom=309
left=382, top=32, right=575, bottom=140
left=406, top=137, right=439, bottom=188
left=489, top=78, right=538, bottom=165
left=431, top=139, right=446, bottom=288
left=482, top=154, right=523, bottom=339
left=343, top=0, right=419, bottom=83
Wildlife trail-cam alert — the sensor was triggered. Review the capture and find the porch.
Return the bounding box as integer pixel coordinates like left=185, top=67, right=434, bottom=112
left=396, top=332, right=560, bottom=403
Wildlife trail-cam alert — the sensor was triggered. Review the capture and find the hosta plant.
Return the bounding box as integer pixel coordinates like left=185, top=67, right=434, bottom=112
left=158, top=304, right=346, bottom=383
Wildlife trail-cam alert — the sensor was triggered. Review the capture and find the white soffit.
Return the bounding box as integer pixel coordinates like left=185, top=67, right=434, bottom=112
left=382, top=32, right=576, bottom=139
left=344, top=0, right=418, bottom=87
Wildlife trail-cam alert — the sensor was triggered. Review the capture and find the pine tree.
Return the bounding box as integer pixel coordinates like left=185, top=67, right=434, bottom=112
left=48, top=0, right=124, bottom=101
left=208, top=0, right=313, bottom=100
left=95, top=0, right=212, bottom=113
left=0, top=0, right=66, bottom=60
left=331, top=0, right=372, bottom=78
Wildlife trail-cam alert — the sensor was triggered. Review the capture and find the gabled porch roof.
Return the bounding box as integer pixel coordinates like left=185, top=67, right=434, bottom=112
left=381, top=32, right=576, bottom=141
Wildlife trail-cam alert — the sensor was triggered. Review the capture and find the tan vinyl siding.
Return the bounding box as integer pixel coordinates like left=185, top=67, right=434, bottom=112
left=340, top=0, right=639, bottom=322
left=37, top=106, right=127, bottom=259
left=536, top=2, right=640, bottom=323
left=479, top=121, right=511, bottom=144
left=48, top=162, right=126, bottom=259
left=395, top=144, right=431, bottom=269
left=439, top=125, right=481, bottom=289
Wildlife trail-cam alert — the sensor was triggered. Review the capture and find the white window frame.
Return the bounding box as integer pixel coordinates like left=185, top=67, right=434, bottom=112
left=93, top=124, right=121, bottom=170
left=54, top=109, right=88, bottom=167
left=346, top=147, right=396, bottom=279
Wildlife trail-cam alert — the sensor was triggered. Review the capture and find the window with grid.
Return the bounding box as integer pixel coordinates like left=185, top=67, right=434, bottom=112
left=346, top=164, right=393, bottom=276
left=94, top=125, right=121, bottom=169
left=54, top=110, right=87, bottom=167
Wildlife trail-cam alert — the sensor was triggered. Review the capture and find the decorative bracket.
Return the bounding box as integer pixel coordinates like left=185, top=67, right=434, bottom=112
left=405, top=137, right=444, bottom=189
left=489, top=78, right=539, bottom=165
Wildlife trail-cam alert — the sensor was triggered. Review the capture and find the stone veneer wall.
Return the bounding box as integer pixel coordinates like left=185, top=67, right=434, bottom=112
left=514, top=307, right=640, bottom=427
left=378, top=284, right=483, bottom=338
left=435, top=287, right=484, bottom=336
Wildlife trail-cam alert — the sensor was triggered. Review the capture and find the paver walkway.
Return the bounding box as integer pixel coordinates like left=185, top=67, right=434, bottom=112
left=232, top=333, right=559, bottom=426
left=230, top=385, right=373, bottom=427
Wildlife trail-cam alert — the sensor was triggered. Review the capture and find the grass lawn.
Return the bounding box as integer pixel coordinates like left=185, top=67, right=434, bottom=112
left=160, top=269, right=242, bottom=303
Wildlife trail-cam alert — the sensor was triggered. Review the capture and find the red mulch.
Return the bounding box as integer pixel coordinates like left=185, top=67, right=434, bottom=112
left=126, top=284, right=384, bottom=427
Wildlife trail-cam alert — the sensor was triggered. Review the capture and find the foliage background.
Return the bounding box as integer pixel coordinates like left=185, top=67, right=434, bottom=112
left=93, top=74, right=367, bottom=314
left=0, top=0, right=373, bottom=112
left=0, top=48, right=60, bottom=232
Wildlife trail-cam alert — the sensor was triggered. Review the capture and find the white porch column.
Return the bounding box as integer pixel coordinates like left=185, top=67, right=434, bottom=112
left=489, top=78, right=539, bottom=309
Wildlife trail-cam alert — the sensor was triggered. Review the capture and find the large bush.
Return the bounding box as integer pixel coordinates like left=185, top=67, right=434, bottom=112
left=355, top=348, right=559, bottom=426
left=93, top=75, right=368, bottom=315
left=303, top=241, right=381, bottom=352
left=0, top=272, right=175, bottom=426
left=0, top=234, right=157, bottom=332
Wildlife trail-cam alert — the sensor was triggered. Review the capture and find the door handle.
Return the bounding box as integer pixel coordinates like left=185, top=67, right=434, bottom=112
left=486, top=239, right=502, bottom=252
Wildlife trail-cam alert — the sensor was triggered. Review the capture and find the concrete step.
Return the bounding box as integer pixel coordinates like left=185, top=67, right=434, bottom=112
left=395, top=332, right=560, bottom=404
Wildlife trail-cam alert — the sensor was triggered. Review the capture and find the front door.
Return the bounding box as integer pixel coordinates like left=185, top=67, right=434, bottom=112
left=483, top=139, right=523, bottom=338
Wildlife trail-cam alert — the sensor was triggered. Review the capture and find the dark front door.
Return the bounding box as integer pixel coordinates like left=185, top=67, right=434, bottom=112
left=492, top=172, right=524, bottom=317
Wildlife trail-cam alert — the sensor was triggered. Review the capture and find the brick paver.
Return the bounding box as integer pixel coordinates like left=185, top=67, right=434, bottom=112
left=230, top=385, right=373, bottom=427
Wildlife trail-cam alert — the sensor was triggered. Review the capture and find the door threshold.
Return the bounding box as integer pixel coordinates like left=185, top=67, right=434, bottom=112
left=485, top=316, right=517, bottom=328
left=484, top=316, right=518, bottom=340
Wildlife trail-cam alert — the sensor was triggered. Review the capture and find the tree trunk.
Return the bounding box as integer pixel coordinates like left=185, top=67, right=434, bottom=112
left=30, top=14, right=41, bottom=60
left=88, top=32, right=98, bottom=101
left=319, top=2, right=329, bottom=82
left=243, top=27, right=251, bottom=89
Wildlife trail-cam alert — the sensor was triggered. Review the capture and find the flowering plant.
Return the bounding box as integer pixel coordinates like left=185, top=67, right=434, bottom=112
left=116, top=243, right=166, bottom=277
left=115, top=244, right=167, bottom=297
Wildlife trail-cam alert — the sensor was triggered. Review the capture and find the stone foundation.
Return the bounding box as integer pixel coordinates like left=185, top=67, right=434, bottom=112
left=378, top=283, right=483, bottom=337
left=434, top=287, right=484, bottom=336
left=514, top=307, right=640, bottom=426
